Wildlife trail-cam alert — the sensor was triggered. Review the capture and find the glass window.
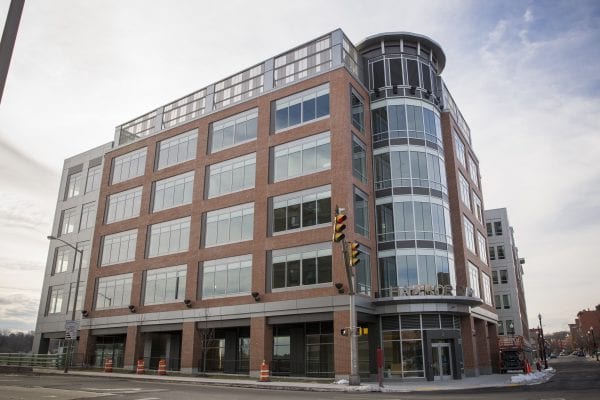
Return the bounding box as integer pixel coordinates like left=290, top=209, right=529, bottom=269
left=472, top=193, right=483, bottom=223
left=350, top=89, right=364, bottom=132
left=459, top=173, right=471, bottom=210
left=477, top=231, right=487, bottom=264
left=272, top=185, right=330, bottom=234
left=207, top=153, right=255, bottom=198
left=356, top=251, right=371, bottom=295
left=54, top=246, right=74, bottom=274
left=500, top=269, right=508, bottom=284
left=65, top=171, right=83, bottom=199
left=497, top=245, right=506, bottom=259
left=273, top=132, right=330, bottom=182
left=79, top=202, right=96, bottom=231
left=482, top=274, right=492, bottom=305
left=420, top=62, right=432, bottom=92
left=454, top=133, right=465, bottom=167
left=274, top=84, right=329, bottom=132
left=147, top=217, right=191, bottom=257
left=498, top=321, right=505, bottom=335
left=468, top=262, right=480, bottom=298
left=144, top=265, right=187, bottom=305
left=205, top=203, right=254, bottom=247
left=494, top=221, right=503, bottom=236
left=95, top=273, right=133, bottom=310
left=352, top=137, right=367, bottom=183
left=463, top=216, right=475, bottom=253
left=111, top=148, right=147, bottom=184
left=60, top=207, right=78, bottom=235
left=85, top=165, right=102, bottom=193
left=210, top=109, right=257, bottom=153
left=100, top=229, right=137, bottom=266
left=502, top=294, right=511, bottom=309
left=468, top=156, right=479, bottom=187
left=492, top=270, right=498, bottom=284
left=202, top=255, right=252, bottom=298
left=371, top=60, right=386, bottom=89
left=156, top=129, right=198, bottom=169
left=489, top=246, right=496, bottom=260
left=406, top=59, right=419, bottom=87
left=354, top=188, right=369, bottom=237
left=486, top=222, right=493, bottom=236
left=105, top=186, right=143, bottom=224
left=271, top=243, right=331, bottom=289
left=389, top=58, right=403, bottom=86
left=47, top=287, right=64, bottom=314
left=152, top=171, right=194, bottom=211
left=495, top=294, right=501, bottom=309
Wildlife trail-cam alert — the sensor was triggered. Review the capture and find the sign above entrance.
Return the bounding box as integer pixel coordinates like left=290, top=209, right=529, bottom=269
left=65, top=320, right=79, bottom=340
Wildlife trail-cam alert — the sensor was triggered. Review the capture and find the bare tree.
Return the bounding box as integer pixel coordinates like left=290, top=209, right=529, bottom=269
left=198, top=308, right=215, bottom=375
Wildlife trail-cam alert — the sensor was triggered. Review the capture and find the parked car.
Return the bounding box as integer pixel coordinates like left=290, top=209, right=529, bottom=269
left=577, top=351, right=585, bottom=357
left=550, top=353, right=558, bottom=358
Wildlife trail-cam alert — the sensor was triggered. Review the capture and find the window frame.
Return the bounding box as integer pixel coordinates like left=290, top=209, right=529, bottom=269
left=156, top=129, right=198, bottom=170
left=152, top=171, right=195, bottom=212
left=201, top=255, right=252, bottom=299
left=206, top=153, right=256, bottom=199
left=209, top=109, right=258, bottom=153
left=273, top=84, right=330, bottom=133
left=105, top=186, right=143, bottom=224
left=272, top=185, right=331, bottom=235
left=272, top=131, right=331, bottom=182
left=204, top=203, right=254, bottom=247
left=147, top=216, right=191, bottom=258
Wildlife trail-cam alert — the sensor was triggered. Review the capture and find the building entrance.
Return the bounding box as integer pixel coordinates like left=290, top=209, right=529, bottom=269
left=431, top=342, right=453, bottom=380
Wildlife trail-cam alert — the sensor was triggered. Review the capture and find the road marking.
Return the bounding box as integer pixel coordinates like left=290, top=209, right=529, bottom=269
left=134, top=398, right=161, bottom=400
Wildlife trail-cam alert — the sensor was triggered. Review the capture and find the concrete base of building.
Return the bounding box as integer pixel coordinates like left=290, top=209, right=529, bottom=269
left=180, top=367, right=198, bottom=375
left=464, top=367, right=479, bottom=377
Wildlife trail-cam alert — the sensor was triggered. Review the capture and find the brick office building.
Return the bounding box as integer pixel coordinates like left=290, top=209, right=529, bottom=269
left=34, top=29, right=498, bottom=381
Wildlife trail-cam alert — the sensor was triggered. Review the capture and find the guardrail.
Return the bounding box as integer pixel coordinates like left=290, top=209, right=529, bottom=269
left=0, top=353, right=64, bottom=368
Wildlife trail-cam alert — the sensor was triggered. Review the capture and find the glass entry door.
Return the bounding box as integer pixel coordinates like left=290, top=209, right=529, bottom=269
left=431, top=343, right=453, bottom=380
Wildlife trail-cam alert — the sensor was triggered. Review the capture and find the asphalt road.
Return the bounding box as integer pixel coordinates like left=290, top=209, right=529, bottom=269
left=0, top=356, right=597, bottom=400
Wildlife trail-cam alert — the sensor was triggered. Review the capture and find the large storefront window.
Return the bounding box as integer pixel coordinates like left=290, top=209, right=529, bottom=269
left=92, top=335, right=125, bottom=368
left=272, top=322, right=333, bottom=378
left=202, top=327, right=250, bottom=374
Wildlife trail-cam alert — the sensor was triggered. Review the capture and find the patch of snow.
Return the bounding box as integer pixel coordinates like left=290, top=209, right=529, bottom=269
left=510, top=369, right=555, bottom=385
left=334, top=379, right=349, bottom=385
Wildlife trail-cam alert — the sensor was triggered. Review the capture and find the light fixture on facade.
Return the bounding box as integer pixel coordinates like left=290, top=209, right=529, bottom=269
left=251, top=291, right=260, bottom=302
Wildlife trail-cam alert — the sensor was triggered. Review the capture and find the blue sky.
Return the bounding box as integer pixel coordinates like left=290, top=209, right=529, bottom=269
left=0, top=0, right=598, bottom=333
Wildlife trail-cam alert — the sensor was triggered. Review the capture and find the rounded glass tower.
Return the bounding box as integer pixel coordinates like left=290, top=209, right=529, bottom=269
left=357, top=32, right=457, bottom=379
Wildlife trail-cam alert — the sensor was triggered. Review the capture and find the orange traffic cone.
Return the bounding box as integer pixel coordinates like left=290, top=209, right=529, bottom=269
left=136, top=359, right=145, bottom=375
left=157, top=359, right=167, bottom=375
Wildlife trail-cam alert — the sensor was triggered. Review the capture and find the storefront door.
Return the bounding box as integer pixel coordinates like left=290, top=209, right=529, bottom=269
left=431, top=342, right=453, bottom=380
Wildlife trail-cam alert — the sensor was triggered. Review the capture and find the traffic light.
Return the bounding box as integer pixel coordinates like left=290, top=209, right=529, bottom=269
left=332, top=211, right=347, bottom=243
left=348, top=241, right=361, bottom=266
left=340, top=328, right=349, bottom=336
left=357, top=327, right=369, bottom=336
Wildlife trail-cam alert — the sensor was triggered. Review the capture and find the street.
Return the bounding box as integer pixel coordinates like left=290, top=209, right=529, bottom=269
left=0, top=356, right=597, bottom=400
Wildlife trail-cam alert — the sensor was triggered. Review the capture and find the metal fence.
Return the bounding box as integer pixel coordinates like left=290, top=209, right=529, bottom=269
left=0, top=353, right=64, bottom=368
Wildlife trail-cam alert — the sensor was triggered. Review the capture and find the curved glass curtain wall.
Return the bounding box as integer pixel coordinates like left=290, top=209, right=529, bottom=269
left=364, top=53, right=455, bottom=299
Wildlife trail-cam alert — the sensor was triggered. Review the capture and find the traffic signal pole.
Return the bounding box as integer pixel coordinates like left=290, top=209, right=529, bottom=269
left=334, top=207, right=360, bottom=386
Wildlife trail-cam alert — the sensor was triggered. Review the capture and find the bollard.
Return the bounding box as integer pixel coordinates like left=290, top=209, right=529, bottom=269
left=157, top=359, right=167, bottom=376
left=104, top=358, right=113, bottom=373
left=136, top=359, right=145, bottom=375
left=259, top=360, right=270, bottom=382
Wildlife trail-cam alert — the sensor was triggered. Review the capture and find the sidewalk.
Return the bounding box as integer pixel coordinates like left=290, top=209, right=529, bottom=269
left=32, top=368, right=555, bottom=393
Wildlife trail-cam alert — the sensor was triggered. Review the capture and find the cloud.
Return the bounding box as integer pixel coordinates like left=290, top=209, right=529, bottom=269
left=0, top=290, right=40, bottom=331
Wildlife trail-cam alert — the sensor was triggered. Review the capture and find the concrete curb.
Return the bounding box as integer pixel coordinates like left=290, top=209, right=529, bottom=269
left=31, top=369, right=532, bottom=393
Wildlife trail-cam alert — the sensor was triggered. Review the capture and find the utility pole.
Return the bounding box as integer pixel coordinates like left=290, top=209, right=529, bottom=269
left=0, top=0, right=25, bottom=103
left=538, top=313, right=548, bottom=369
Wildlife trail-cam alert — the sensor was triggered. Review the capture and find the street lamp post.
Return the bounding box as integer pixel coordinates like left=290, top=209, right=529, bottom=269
left=47, top=235, right=84, bottom=373
left=588, top=327, right=597, bottom=361
left=538, top=313, right=548, bottom=369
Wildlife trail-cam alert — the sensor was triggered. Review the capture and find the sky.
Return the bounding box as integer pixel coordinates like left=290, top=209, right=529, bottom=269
left=0, top=0, right=598, bottom=334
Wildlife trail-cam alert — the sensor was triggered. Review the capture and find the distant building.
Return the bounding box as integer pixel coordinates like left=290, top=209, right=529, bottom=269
left=33, top=28, right=499, bottom=381
left=484, top=208, right=529, bottom=339
left=569, top=307, right=600, bottom=352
